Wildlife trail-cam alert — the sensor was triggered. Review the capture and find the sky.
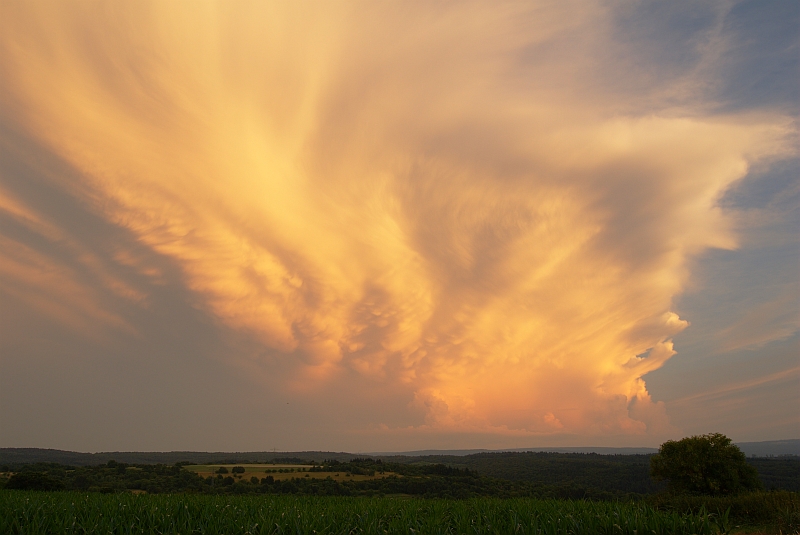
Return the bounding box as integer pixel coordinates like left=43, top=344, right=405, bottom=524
left=0, top=1, right=797, bottom=453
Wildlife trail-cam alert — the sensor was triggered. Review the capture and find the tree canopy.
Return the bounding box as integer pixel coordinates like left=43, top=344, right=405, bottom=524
left=650, top=433, right=762, bottom=495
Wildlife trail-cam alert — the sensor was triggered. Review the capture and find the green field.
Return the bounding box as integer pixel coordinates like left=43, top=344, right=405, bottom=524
left=0, top=490, right=734, bottom=535
left=185, top=463, right=396, bottom=482
left=186, top=464, right=315, bottom=472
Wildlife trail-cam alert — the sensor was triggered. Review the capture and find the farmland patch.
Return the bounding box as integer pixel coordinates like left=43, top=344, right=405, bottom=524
left=185, top=463, right=394, bottom=482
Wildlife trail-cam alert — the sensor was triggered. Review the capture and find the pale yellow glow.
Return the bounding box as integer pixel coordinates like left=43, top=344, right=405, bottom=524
left=0, top=1, right=793, bottom=439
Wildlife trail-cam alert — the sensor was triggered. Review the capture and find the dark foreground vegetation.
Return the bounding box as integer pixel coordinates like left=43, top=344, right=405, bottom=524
left=645, top=490, right=799, bottom=532
left=1, top=458, right=798, bottom=532
left=2, top=435, right=798, bottom=533
left=0, top=491, right=748, bottom=535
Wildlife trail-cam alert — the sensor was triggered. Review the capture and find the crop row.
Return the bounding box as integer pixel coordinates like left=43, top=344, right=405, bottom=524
left=0, top=490, right=732, bottom=534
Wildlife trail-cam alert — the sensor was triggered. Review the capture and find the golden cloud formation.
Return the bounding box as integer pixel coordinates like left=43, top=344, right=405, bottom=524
left=0, top=1, right=793, bottom=439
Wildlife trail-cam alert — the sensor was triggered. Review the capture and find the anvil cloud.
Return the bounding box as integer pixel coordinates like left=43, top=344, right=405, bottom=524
left=0, top=1, right=796, bottom=450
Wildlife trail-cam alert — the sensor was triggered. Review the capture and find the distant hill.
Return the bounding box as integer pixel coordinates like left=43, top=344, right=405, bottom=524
left=0, top=449, right=359, bottom=466
left=736, top=439, right=800, bottom=457
left=372, top=440, right=799, bottom=457
left=2, top=439, right=796, bottom=467
left=369, top=447, right=659, bottom=456
left=4, top=446, right=796, bottom=493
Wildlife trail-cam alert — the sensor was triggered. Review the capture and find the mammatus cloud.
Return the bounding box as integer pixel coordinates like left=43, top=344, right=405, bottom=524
left=0, top=1, right=794, bottom=442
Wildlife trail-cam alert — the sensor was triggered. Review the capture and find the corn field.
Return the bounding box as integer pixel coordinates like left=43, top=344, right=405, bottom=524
left=0, top=490, right=732, bottom=534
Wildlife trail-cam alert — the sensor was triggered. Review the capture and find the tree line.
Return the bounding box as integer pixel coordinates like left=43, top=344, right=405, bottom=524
left=2, top=435, right=797, bottom=498
left=0, top=459, right=623, bottom=499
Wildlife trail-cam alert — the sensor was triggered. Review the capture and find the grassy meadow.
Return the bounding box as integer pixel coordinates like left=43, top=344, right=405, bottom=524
left=0, top=490, right=738, bottom=535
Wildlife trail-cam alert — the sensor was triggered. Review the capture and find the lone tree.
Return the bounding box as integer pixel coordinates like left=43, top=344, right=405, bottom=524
left=650, top=433, right=762, bottom=495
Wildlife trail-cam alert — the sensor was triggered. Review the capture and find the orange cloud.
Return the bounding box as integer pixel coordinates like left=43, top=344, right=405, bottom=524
left=0, top=1, right=794, bottom=442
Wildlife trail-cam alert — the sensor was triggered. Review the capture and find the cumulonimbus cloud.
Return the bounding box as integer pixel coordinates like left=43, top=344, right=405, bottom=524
left=0, top=1, right=794, bottom=440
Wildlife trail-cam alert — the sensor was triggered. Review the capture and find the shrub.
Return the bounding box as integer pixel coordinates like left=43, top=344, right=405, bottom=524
left=5, top=472, right=65, bottom=491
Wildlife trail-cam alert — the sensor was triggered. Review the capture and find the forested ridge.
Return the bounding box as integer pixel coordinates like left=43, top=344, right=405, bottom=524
left=402, top=452, right=662, bottom=494
left=396, top=451, right=800, bottom=493
left=0, top=460, right=626, bottom=499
